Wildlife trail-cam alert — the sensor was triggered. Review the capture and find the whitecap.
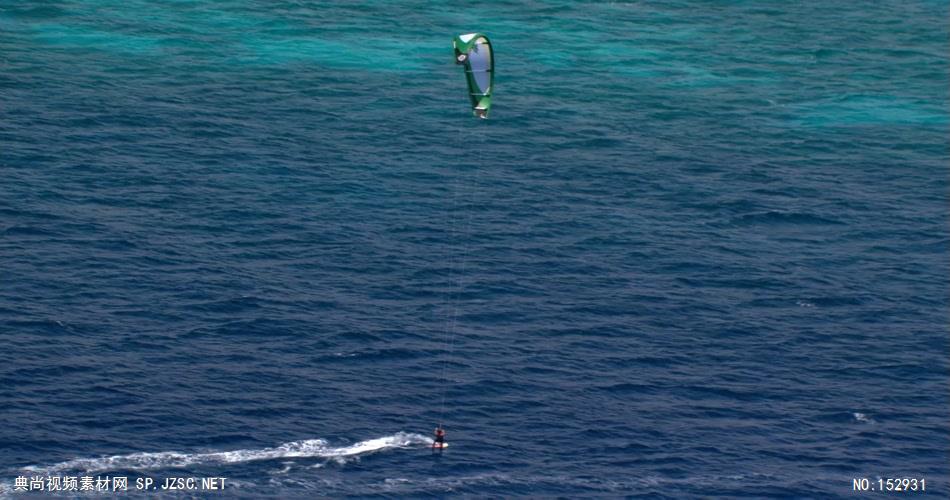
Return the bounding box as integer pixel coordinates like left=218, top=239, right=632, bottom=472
left=853, top=412, right=874, bottom=423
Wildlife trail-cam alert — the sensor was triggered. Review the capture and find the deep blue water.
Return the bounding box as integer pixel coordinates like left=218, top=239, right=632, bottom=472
left=1, top=1, right=948, bottom=497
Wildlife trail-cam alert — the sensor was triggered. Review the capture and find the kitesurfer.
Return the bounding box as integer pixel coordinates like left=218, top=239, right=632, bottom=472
left=433, top=425, right=446, bottom=447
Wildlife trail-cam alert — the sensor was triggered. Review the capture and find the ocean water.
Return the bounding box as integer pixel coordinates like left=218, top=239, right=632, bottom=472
left=1, top=1, right=948, bottom=497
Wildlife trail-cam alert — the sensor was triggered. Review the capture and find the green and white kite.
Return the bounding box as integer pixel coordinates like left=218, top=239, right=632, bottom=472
left=453, top=33, right=494, bottom=119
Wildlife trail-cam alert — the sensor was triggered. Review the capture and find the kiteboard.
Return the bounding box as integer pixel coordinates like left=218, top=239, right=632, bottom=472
left=431, top=442, right=449, bottom=449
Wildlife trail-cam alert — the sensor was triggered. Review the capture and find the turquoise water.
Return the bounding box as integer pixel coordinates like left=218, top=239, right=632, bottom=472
left=2, top=1, right=948, bottom=497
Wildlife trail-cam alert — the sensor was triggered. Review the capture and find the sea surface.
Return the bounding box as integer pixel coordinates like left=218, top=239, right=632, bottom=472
left=1, top=1, right=948, bottom=497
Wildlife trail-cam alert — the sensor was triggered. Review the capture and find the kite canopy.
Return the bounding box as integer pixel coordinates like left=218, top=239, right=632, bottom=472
left=453, top=33, right=493, bottom=119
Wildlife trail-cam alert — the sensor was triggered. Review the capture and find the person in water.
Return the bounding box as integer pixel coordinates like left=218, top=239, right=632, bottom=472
left=434, top=425, right=446, bottom=446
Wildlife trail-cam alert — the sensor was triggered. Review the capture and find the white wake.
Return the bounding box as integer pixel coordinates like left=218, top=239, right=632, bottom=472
left=24, top=432, right=432, bottom=474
